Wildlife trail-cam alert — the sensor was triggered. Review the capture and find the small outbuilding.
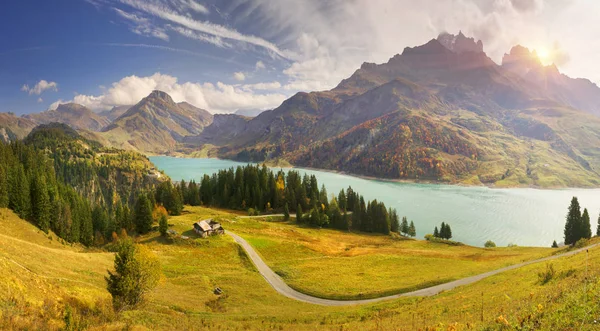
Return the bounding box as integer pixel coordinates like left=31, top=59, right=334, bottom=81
left=193, top=219, right=225, bottom=238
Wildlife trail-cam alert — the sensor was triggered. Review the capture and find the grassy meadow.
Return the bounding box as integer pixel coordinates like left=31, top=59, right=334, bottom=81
left=1, top=206, right=599, bottom=330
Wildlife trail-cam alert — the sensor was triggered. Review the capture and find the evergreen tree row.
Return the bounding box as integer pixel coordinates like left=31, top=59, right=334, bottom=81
left=564, top=197, right=593, bottom=245
left=174, top=164, right=410, bottom=235
left=433, top=222, right=452, bottom=240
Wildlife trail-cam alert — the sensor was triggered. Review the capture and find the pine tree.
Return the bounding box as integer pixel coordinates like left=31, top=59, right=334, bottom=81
left=9, top=164, right=30, bottom=219
left=296, top=204, right=303, bottom=223
left=0, top=164, right=8, bottom=208
left=433, top=226, right=439, bottom=238
left=400, top=216, right=409, bottom=236
left=159, top=214, right=168, bottom=237
left=408, top=221, right=416, bottom=237
left=581, top=208, right=592, bottom=239
left=134, top=194, right=154, bottom=234
left=445, top=224, right=452, bottom=239
left=390, top=210, right=399, bottom=233
left=564, top=197, right=581, bottom=245
left=30, top=173, right=51, bottom=232
left=440, top=222, right=447, bottom=239
left=597, top=213, right=600, bottom=237
left=283, top=203, right=290, bottom=221
left=551, top=240, right=558, bottom=248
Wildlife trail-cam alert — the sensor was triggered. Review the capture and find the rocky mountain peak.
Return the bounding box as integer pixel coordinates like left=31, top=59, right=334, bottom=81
left=501, top=45, right=543, bottom=76
left=437, top=31, right=484, bottom=54
left=145, top=90, right=175, bottom=104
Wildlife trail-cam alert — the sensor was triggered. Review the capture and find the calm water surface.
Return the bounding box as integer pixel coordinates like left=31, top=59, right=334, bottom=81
left=150, top=156, right=600, bottom=247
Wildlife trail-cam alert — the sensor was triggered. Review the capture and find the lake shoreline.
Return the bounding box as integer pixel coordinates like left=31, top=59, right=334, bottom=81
left=153, top=154, right=589, bottom=191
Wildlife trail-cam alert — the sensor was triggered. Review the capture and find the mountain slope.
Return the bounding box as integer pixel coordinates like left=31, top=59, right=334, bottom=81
left=101, top=90, right=213, bottom=153
left=190, top=33, right=600, bottom=187
left=24, top=103, right=110, bottom=131
left=0, top=112, right=37, bottom=142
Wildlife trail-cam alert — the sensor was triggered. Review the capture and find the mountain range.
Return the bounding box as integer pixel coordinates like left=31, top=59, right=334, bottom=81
left=3, top=32, right=600, bottom=187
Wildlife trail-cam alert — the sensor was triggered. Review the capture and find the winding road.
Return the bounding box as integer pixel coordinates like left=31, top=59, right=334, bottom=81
left=227, top=231, right=597, bottom=306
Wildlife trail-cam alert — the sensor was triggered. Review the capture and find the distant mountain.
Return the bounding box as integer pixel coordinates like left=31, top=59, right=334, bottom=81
left=502, top=45, right=600, bottom=117
left=437, top=31, right=484, bottom=54
left=189, top=33, right=600, bottom=187
left=24, top=103, right=110, bottom=131
left=101, top=90, right=213, bottom=153
left=235, top=108, right=266, bottom=117
left=0, top=112, right=37, bottom=142
left=99, top=105, right=131, bottom=121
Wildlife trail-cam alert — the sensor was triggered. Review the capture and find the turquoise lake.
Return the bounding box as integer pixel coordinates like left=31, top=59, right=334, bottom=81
left=150, top=156, right=600, bottom=247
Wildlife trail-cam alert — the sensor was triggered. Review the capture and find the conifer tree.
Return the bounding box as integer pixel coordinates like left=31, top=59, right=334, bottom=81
left=30, top=173, right=51, bottom=232
left=0, top=164, right=8, bottom=208
left=581, top=208, right=592, bottom=239
left=564, top=197, right=581, bottom=245
left=408, top=221, right=416, bottom=237
left=9, top=164, right=30, bottom=219
left=400, top=216, right=409, bottom=236
left=296, top=204, right=303, bottom=223
left=597, top=213, right=600, bottom=237
left=445, top=223, right=452, bottom=239
left=159, top=214, right=168, bottom=237
left=433, top=226, right=439, bottom=238
left=284, top=203, right=290, bottom=221
left=440, top=222, right=447, bottom=238
left=551, top=240, right=558, bottom=248
left=134, top=194, right=153, bottom=234
left=390, top=209, right=400, bottom=233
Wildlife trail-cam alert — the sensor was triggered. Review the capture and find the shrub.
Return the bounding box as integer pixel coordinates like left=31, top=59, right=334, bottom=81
left=537, top=263, right=556, bottom=285
left=507, top=243, right=518, bottom=247
left=551, top=240, right=558, bottom=248
left=574, top=238, right=589, bottom=249
left=484, top=240, right=496, bottom=248
left=105, top=239, right=160, bottom=311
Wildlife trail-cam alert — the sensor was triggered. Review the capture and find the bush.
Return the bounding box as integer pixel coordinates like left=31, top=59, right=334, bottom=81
left=105, top=239, right=160, bottom=311
left=484, top=240, right=496, bottom=248
left=574, top=238, right=589, bottom=249
left=551, top=240, right=558, bottom=248
left=247, top=208, right=259, bottom=216
left=425, top=234, right=464, bottom=246
left=537, top=263, right=556, bottom=285
left=507, top=243, right=518, bottom=247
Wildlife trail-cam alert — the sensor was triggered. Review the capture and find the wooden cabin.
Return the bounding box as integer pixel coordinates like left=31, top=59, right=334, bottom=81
left=193, top=219, right=225, bottom=238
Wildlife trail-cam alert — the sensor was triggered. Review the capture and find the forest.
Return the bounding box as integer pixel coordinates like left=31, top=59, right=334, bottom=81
left=0, top=123, right=411, bottom=247
left=174, top=164, right=405, bottom=235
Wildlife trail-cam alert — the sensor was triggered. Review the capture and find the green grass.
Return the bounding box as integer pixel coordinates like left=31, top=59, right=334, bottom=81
left=218, top=210, right=556, bottom=300
left=1, top=206, right=599, bottom=330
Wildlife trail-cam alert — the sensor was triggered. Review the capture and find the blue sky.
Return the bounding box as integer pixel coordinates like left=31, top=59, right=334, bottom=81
left=2, top=0, right=600, bottom=115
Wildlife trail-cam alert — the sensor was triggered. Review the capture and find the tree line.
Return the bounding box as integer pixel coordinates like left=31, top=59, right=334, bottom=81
left=173, top=164, right=415, bottom=236
left=563, top=197, right=598, bottom=246
left=0, top=127, right=173, bottom=246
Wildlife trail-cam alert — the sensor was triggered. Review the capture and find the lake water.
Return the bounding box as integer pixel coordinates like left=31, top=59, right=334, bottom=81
left=150, top=156, right=600, bottom=247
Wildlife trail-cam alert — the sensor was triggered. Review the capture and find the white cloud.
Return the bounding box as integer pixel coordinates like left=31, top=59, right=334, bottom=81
left=169, top=25, right=231, bottom=48
left=37, top=98, right=43, bottom=103
left=113, top=7, right=169, bottom=41
left=236, top=0, right=599, bottom=91
left=243, top=81, right=282, bottom=91
left=49, top=73, right=287, bottom=114
left=21, top=80, right=58, bottom=95
left=233, top=72, right=246, bottom=82
left=176, top=0, right=209, bottom=14
left=255, top=61, right=266, bottom=70
left=49, top=99, right=65, bottom=110
left=118, top=0, right=288, bottom=58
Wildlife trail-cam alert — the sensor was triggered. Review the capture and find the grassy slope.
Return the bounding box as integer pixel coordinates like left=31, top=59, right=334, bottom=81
left=2, top=206, right=599, bottom=330
left=207, top=210, right=554, bottom=300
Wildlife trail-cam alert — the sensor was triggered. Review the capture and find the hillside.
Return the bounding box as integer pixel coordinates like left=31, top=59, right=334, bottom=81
left=188, top=33, right=600, bottom=187
left=1, top=206, right=598, bottom=330
left=101, top=90, right=214, bottom=153
left=0, top=112, right=37, bottom=142
left=24, top=103, right=111, bottom=131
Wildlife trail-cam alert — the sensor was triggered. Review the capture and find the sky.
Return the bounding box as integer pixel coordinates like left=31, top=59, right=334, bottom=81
left=2, top=0, right=600, bottom=115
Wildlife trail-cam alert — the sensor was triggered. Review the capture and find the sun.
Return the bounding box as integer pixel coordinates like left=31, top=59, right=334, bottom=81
left=536, top=47, right=550, bottom=62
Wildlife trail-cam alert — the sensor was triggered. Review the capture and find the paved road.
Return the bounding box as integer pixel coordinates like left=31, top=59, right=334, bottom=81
left=227, top=231, right=598, bottom=306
